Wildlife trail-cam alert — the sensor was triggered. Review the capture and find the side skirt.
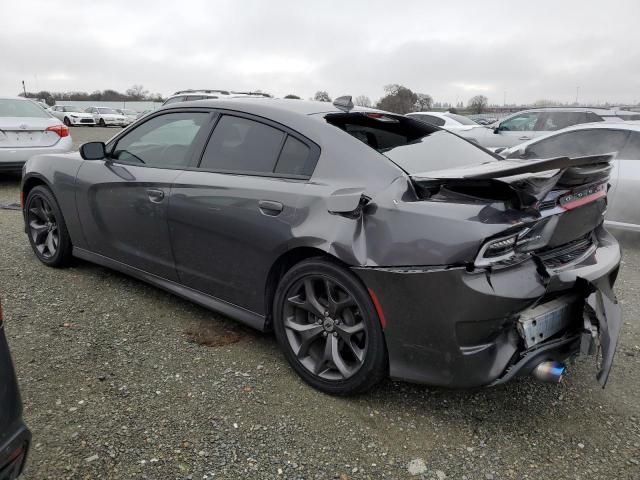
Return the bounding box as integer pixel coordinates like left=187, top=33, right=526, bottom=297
left=73, top=247, right=267, bottom=332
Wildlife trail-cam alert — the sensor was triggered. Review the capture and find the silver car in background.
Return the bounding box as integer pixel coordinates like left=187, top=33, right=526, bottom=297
left=458, top=107, right=624, bottom=149
left=49, top=105, right=96, bottom=126
left=499, top=122, right=640, bottom=232
left=0, top=97, right=72, bottom=173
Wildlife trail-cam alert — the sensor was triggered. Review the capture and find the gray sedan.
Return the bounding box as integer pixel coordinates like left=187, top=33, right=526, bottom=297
left=20, top=98, right=622, bottom=395
left=499, top=122, right=640, bottom=232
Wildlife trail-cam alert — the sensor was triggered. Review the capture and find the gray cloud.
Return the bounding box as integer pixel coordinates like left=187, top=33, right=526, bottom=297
left=1, top=0, right=639, bottom=105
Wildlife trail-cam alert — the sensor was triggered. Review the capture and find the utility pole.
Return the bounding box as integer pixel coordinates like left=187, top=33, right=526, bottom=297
left=503, top=90, right=506, bottom=107
left=575, top=86, right=580, bottom=105
left=22, top=80, right=27, bottom=98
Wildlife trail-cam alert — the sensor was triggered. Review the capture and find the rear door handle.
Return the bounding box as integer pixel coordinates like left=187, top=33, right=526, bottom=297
left=258, top=200, right=283, bottom=216
left=519, top=136, right=531, bottom=140
left=146, top=188, right=165, bottom=203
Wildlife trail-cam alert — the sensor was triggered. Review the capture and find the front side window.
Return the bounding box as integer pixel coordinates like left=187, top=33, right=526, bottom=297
left=499, top=113, right=539, bottom=132
left=200, top=115, right=285, bottom=174
left=526, top=129, right=629, bottom=159
left=111, top=112, right=208, bottom=168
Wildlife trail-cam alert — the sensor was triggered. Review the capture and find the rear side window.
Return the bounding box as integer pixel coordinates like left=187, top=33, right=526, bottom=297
left=527, top=129, right=629, bottom=159
left=274, top=136, right=313, bottom=176
left=200, top=115, right=285, bottom=174
left=539, top=112, right=592, bottom=131
left=620, top=132, right=640, bottom=159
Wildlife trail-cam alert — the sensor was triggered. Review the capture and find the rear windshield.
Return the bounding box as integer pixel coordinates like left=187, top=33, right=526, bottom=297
left=444, top=112, right=478, bottom=125
left=324, top=112, right=497, bottom=173
left=0, top=99, right=51, bottom=118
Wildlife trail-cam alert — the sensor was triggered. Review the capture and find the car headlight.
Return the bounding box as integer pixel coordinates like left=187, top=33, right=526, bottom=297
left=70, top=114, right=78, bottom=118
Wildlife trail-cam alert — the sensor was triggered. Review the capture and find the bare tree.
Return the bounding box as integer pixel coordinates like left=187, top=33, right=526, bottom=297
left=126, top=84, right=149, bottom=100
left=414, top=93, right=433, bottom=111
left=468, top=95, right=488, bottom=114
left=354, top=95, right=371, bottom=107
left=313, top=91, right=331, bottom=102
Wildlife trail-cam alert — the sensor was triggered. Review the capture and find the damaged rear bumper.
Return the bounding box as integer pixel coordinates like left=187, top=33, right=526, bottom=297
left=353, top=227, right=622, bottom=388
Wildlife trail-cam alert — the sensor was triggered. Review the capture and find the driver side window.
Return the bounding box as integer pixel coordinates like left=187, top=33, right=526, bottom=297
left=499, top=113, right=539, bottom=132
left=111, top=112, right=209, bottom=168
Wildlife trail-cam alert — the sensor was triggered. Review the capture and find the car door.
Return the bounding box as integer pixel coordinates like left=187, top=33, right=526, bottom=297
left=607, top=131, right=640, bottom=229
left=492, top=112, right=542, bottom=148
left=75, top=109, right=213, bottom=280
left=168, top=112, right=319, bottom=314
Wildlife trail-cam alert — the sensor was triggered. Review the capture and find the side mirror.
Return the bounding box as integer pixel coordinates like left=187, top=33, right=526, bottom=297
left=493, top=125, right=501, bottom=134
left=80, top=142, right=106, bottom=160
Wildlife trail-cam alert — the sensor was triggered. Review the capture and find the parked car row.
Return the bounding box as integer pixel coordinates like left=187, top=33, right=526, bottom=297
left=48, top=105, right=131, bottom=127
left=19, top=95, right=623, bottom=396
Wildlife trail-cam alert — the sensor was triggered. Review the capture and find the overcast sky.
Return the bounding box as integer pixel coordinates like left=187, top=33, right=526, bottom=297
left=1, top=0, right=639, bottom=105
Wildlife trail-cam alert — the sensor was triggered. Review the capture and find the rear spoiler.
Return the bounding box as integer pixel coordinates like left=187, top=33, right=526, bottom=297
left=410, top=153, right=614, bottom=209
left=410, top=153, right=614, bottom=182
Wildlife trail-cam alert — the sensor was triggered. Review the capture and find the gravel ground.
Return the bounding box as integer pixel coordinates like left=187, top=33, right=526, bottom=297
left=0, top=126, right=639, bottom=479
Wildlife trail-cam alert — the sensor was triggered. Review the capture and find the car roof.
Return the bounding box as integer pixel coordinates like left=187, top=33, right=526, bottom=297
left=161, top=97, right=384, bottom=118
left=517, top=106, right=620, bottom=115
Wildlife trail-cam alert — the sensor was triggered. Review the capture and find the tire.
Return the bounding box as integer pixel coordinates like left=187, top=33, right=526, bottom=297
left=63, top=117, right=71, bottom=127
left=25, top=186, right=73, bottom=268
left=273, top=258, right=387, bottom=395
left=98, top=118, right=105, bottom=127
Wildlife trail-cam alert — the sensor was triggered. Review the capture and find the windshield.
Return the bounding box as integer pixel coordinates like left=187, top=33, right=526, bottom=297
left=324, top=112, right=497, bottom=174
left=97, top=107, right=118, bottom=114
left=120, top=109, right=136, bottom=115
left=0, top=99, right=51, bottom=118
left=444, top=113, right=478, bottom=125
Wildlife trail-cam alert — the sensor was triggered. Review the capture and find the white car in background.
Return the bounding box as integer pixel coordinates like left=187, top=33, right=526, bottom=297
left=115, top=109, right=138, bottom=124
left=84, top=106, right=129, bottom=127
left=49, top=105, right=96, bottom=126
left=162, top=89, right=272, bottom=105
left=0, top=97, right=72, bottom=173
left=405, top=111, right=479, bottom=131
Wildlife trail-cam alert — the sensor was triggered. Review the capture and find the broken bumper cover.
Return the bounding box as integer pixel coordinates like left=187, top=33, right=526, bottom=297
left=353, top=227, right=622, bottom=388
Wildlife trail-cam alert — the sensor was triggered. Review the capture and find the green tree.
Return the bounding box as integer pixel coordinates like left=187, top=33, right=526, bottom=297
left=375, top=84, right=418, bottom=114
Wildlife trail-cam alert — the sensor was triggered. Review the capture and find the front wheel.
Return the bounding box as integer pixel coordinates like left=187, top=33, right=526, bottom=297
left=25, top=186, right=73, bottom=268
left=63, top=117, right=71, bottom=126
left=273, top=258, right=387, bottom=395
left=98, top=118, right=105, bottom=127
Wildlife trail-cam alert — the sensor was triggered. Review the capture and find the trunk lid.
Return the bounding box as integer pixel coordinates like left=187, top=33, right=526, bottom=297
left=410, top=154, right=614, bottom=260
left=0, top=117, right=63, bottom=148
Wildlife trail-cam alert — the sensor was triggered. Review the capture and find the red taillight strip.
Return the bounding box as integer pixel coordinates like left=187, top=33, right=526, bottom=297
left=45, top=124, right=70, bottom=138
left=560, top=189, right=606, bottom=211
left=368, top=288, right=387, bottom=329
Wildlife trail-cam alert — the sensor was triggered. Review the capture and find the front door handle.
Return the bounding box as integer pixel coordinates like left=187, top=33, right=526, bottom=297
left=258, top=200, right=283, bottom=216
left=519, top=136, right=531, bottom=141
left=146, top=188, right=165, bottom=203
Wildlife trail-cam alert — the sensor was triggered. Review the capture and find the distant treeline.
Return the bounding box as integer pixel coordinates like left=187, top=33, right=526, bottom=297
left=20, top=85, right=164, bottom=105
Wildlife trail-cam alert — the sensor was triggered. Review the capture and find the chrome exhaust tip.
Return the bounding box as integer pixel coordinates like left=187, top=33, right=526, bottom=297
left=532, top=361, right=566, bottom=383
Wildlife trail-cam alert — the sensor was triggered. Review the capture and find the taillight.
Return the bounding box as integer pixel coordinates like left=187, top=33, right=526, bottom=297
left=46, top=124, right=69, bottom=138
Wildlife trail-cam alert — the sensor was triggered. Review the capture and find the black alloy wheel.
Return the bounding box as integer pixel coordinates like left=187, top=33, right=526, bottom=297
left=25, top=186, right=72, bottom=267
left=273, top=258, right=387, bottom=395
left=63, top=117, right=71, bottom=126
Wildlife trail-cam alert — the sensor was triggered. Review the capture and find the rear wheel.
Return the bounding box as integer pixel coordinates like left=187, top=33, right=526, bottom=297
left=25, top=186, right=73, bottom=268
left=273, top=258, right=387, bottom=395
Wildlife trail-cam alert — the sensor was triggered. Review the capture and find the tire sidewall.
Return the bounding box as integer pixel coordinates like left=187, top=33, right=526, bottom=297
left=25, top=186, right=72, bottom=267
left=273, top=258, right=387, bottom=395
